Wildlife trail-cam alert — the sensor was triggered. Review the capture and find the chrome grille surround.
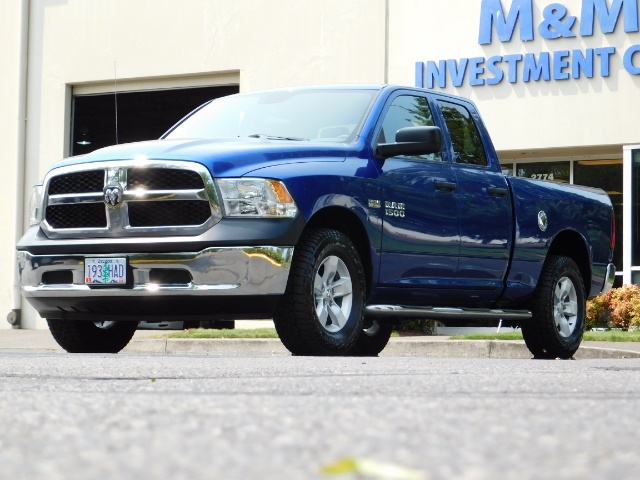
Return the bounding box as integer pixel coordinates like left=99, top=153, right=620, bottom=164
left=41, top=160, right=221, bottom=239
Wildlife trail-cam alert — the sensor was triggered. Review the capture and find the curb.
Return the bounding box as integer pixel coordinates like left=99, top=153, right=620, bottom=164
left=124, top=338, right=289, bottom=356
left=119, top=338, right=640, bottom=359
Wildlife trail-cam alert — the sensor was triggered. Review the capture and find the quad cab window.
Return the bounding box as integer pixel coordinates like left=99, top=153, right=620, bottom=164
left=377, top=95, right=442, bottom=162
left=437, top=100, right=487, bottom=167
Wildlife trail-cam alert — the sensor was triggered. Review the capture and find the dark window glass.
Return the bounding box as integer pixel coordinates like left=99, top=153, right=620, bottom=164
left=516, top=162, right=570, bottom=183
left=632, top=151, right=640, bottom=266
left=574, top=160, right=622, bottom=271
left=376, top=95, right=440, bottom=161
left=438, top=101, right=487, bottom=166
left=72, top=85, right=239, bottom=155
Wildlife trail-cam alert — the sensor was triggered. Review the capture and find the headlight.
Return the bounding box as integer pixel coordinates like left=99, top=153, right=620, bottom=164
left=216, top=178, right=298, bottom=218
left=28, top=185, right=43, bottom=226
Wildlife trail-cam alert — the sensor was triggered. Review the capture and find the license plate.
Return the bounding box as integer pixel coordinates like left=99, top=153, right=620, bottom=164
left=85, top=257, right=127, bottom=285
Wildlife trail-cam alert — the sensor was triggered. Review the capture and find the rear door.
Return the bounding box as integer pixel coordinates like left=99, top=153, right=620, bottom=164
left=375, top=91, right=461, bottom=305
left=435, top=98, right=513, bottom=302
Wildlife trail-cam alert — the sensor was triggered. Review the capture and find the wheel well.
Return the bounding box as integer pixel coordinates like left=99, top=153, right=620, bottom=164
left=304, top=207, right=373, bottom=295
left=547, top=230, right=591, bottom=290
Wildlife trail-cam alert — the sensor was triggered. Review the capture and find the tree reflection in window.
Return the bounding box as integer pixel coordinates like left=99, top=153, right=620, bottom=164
left=438, top=101, right=487, bottom=167
left=378, top=95, right=440, bottom=161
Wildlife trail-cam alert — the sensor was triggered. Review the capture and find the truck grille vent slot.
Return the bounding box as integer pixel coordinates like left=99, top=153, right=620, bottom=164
left=48, top=171, right=105, bottom=195
left=42, top=270, right=74, bottom=285
left=149, top=269, right=192, bottom=285
left=46, top=204, right=107, bottom=229
left=128, top=201, right=212, bottom=227
left=128, top=168, right=204, bottom=190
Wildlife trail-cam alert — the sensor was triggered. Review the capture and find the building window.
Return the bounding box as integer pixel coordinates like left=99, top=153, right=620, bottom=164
left=574, top=160, right=623, bottom=271
left=501, top=165, right=514, bottom=176
left=516, top=162, right=570, bottom=183
left=71, top=85, right=239, bottom=156
left=632, top=151, right=640, bottom=267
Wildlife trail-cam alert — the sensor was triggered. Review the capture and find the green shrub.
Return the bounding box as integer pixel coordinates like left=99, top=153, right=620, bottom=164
left=586, top=284, right=640, bottom=330
left=586, top=291, right=611, bottom=329
left=392, top=319, right=436, bottom=335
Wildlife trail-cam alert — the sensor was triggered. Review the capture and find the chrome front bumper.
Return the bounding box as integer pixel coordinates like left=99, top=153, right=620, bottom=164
left=17, top=246, right=293, bottom=298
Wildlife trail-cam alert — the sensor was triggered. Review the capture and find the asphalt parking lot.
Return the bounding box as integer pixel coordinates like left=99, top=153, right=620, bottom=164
left=3, top=351, right=640, bottom=480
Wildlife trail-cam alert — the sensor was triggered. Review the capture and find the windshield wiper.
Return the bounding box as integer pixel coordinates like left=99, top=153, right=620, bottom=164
left=247, top=133, right=309, bottom=141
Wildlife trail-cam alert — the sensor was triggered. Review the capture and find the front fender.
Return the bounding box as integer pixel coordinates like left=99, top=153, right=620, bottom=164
left=248, top=157, right=385, bottom=292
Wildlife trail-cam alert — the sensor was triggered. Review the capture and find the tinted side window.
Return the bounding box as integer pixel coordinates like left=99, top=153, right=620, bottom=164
left=437, top=101, right=487, bottom=167
left=377, top=95, right=441, bottom=161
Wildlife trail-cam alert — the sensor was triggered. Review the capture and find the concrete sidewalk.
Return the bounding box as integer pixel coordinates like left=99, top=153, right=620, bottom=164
left=1, top=328, right=640, bottom=359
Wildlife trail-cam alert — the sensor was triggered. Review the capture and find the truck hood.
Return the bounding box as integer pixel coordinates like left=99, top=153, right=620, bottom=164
left=53, top=138, right=351, bottom=176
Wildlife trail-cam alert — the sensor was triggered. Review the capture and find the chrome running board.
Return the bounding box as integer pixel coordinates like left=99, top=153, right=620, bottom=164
left=365, top=305, right=532, bottom=321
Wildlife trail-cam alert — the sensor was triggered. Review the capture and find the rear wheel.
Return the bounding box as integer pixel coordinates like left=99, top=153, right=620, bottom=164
left=522, top=255, right=586, bottom=359
left=47, top=319, right=138, bottom=353
left=273, top=229, right=365, bottom=356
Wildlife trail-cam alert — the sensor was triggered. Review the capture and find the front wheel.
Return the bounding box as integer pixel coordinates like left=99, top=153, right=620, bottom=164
left=522, top=255, right=586, bottom=359
left=274, top=229, right=365, bottom=356
left=47, top=319, right=138, bottom=353
left=349, top=318, right=393, bottom=356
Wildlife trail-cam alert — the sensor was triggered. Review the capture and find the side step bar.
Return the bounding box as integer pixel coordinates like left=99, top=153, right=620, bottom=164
left=365, top=305, right=532, bottom=321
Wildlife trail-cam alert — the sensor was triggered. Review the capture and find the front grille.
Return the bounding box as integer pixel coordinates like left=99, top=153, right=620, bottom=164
left=128, top=168, right=203, bottom=190
left=41, top=161, right=219, bottom=238
left=48, top=171, right=105, bottom=195
left=128, top=201, right=212, bottom=227
left=46, top=204, right=107, bottom=229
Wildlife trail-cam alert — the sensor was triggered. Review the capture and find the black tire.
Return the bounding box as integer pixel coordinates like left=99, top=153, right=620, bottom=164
left=349, top=318, right=393, bottom=356
left=522, top=255, right=586, bottom=359
left=273, top=228, right=365, bottom=356
left=47, top=319, right=138, bottom=353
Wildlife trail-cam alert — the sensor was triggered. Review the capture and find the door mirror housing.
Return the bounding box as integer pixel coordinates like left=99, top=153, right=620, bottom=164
left=375, top=126, right=442, bottom=159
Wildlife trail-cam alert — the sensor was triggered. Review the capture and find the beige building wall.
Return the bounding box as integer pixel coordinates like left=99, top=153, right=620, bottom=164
left=0, top=2, right=29, bottom=330
left=5, top=0, right=388, bottom=329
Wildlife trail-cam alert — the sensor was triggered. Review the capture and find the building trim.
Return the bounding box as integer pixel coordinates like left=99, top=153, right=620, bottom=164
left=72, top=71, right=241, bottom=96
left=623, top=145, right=640, bottom=284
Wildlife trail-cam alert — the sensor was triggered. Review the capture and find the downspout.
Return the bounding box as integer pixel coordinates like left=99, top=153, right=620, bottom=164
left=384, top=0, right=389, bottom=84
left=10, top=0, right=31, bottom=329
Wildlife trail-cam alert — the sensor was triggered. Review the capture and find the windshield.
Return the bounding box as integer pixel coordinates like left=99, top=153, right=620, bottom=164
left=164, top=88, right=378, bottom=143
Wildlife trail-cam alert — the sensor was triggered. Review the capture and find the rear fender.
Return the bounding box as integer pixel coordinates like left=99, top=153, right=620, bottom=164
left=501, top=176, right=612, bottom=304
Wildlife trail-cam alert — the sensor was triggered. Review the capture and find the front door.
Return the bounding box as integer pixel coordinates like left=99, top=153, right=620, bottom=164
left=376, top=93, right=461, bottom=305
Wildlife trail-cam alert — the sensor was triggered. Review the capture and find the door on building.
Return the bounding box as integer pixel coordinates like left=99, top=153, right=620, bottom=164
left=71, top=85, right=239, bottom=156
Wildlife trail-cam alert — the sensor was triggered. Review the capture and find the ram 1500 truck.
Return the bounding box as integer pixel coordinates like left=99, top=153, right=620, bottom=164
left=17, top=85, right=616, bottom=358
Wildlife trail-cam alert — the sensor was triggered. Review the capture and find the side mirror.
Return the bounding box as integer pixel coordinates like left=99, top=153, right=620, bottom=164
left=375, top=126, right=442, bottom=159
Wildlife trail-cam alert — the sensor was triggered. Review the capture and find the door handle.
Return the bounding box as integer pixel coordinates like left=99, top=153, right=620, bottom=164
left=435, top=181, right=457, bottom=192
left=488, top=187, right=508, bottom=197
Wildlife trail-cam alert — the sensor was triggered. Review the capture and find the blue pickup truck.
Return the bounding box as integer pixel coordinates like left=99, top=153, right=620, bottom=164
left=17, top=85, right=615, bottom=358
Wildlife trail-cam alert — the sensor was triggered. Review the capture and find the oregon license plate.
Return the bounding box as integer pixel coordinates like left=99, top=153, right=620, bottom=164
left=85, top=257, right=127, bottom=285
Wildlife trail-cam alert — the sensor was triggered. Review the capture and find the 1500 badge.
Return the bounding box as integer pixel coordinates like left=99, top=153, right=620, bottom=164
left=385, top=201, right=405, bottom=218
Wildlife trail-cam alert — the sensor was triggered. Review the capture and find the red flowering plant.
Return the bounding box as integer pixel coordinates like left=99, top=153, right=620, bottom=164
left=586, top=284, right=640, bottom=330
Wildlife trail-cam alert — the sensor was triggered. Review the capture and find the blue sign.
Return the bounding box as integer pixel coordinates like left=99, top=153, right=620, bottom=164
left=415, top=0, right=640, bottom=88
